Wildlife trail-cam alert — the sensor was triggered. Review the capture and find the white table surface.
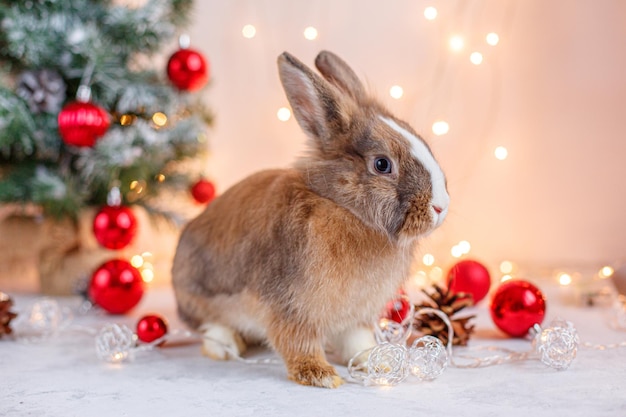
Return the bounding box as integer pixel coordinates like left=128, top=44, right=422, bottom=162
left=1, top=284, right=625, bottom=417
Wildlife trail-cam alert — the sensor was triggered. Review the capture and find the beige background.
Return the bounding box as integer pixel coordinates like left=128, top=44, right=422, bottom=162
left=184, top=0, right=626, bottom=274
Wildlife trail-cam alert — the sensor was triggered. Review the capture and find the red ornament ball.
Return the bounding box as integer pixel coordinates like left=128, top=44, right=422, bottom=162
left=58, top=100, right=110, bottom=147
left=89, top=259, right=144, bottom=314
left=190, top=178, right=216, bottom=204
left=167, top=48, right=209, bottom=91
left=490, top=279, right=546, bottom=337
left=136, top=314, right=168, bottom=343
left=447, top=259, right=491, bottom=304
left=93, top=205, right=138, bottom=250
left=383, top=296, right=412, bottom=323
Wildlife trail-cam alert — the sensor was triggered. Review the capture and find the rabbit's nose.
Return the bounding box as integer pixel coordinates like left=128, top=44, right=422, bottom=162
left=432, top=205, right=443, bottom=214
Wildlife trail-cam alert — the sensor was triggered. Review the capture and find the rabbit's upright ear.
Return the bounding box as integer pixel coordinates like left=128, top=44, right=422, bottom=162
left=278, top=52, right=350, bottom=143
left=314, top=51, right=366, bottom=101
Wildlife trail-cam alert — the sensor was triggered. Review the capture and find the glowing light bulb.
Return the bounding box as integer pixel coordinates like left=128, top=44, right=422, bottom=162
left=449, top=35, right=464, bottom=51
left=486, top=32, right=500, bottom=46
left=389, top=85, right=404, bottom=99
left=599, top=266, right=614, bottom=278
left=494, top=146, right=508, bottom=160
left=429, top=266, right=443, bottom=281
left=155, top=174, right=165, bottom=182
left=130, top=255, right=144, bottom=268
left=152, top=112, right=167, bottom=127
left=303, top=26, right=318, bottom=40
left=424, top=6, right=438, bottom=20
left=432, top=121, right=449, bottom=136
left=242, top=24, right=256, bottom=39
left=422, top=253, right=435, bottom=266
left=458, top=240, right=471, bottom=254
left=559, top=273, right=572, bottom=286
left=470, top=52, right=483, bottom=65
left=277, top=107, right=291, bottom=122
left=413, top=270, right=428, bottom=287
left=120, top=114, right=134, bottom=126
left=500, top=260, right=514, bottom=274
left=141, top=268, right=154, bottom=283
left=451, top=245, right=463, bottom=258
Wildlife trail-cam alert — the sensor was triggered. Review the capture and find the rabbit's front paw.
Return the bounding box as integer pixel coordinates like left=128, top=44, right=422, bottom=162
left=287, top=355, right=344, bottom=388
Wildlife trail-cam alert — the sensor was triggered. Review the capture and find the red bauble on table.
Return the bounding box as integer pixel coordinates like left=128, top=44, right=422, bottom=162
left=490, top=279, right=546, bottom=337
left=382, top=296, right=412, bottom=324
left=93, top=205, right=138, bottom=250
left=190, top=178, right=216, bottom=204
left=58, top=100, right=110, bottom=147
left=136, top=314, right=168, bottom=343
left=89, top=259, right=144, bottom=314
left=167, top=48, right=209, bottom=91
left=447, top=259, right=491, bottom=304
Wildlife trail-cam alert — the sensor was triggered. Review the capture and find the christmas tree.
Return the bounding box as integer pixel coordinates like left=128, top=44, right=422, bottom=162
left=0, top=0, right=212, bottom=220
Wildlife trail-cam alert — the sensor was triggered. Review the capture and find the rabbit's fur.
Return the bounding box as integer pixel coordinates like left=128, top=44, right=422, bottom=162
left=172, top=51, right=449, bottom=388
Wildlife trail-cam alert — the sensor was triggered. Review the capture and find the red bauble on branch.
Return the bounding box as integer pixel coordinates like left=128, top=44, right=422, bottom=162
left=93, top=205, right=138, bottom=250
left=446, top=259, right=491, bottom=304
left=490, top=279, right=547, bottom=337
left=58, top=100, right=110, bottom=147
left=136, top=314, right=168, bottom=343
left=190, top=178, right=216, bottom=204
left=167, top=48, right=209, bottom=91
left=89, top=259, right=144, bottom=314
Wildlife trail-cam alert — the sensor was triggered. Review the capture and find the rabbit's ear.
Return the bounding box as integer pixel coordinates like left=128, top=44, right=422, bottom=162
left=278, top=52, right=350, bottom=142
left=314, top=51, right=366, bottom=101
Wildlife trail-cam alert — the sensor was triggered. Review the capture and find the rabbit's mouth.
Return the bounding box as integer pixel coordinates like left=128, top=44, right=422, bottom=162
left=397, top=197, right=437, bottom=238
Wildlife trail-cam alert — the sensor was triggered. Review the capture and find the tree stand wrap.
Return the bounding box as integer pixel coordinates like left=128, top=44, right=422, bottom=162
left=0, top=206, right=115, bottom=295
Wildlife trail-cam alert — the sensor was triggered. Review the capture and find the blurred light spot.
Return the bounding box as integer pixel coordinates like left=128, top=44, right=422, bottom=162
left=424, top=6, right=438, bottom=20
left=423, top=253, right=435, bottom=266
left=304, top=26, right=318, bottom=40
left=449, top=35, right=464, bottom=51
left=242, top=24, right=257, bottom=39
left=432, top=120, right=449, bottom=136
left=486, top=32, right=500, bottom=46
left=470, top=52, right=483, bottom=65
left=277, top=107, right=291, bottom=121
left=494, top=146, right=508, bottom=160
left=389, top=85, right=404, bottom=99
left=559, top=273, right=572, bottom=286
left=500, top=260, right=514, bottom=274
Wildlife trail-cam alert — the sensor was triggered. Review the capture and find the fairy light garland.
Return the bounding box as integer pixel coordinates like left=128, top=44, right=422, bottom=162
left=10, top=293, right=626, bottom=385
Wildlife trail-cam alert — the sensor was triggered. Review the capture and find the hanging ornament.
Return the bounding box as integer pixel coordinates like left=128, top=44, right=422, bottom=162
left=89, top=259, right=144, bottom=314
left=490, top=279, right=546, bottom=337
left=16, top=69, right=66, bottom=114
left=190, top=178, right=216, bottom=204
left=167, top=35, right=209, bottom=91
left=446, top=259, right=491, bottom=304
left=93, top=205, right=138, bottom=250
left=136, top=314, right=168, bottom=343
left=58, top=85, right=110, bottom=147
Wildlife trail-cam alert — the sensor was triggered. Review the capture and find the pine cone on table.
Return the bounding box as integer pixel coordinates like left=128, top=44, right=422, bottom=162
left=413, top=285, right=476, bottom=346
left=0, top=291, right=18, bottom=338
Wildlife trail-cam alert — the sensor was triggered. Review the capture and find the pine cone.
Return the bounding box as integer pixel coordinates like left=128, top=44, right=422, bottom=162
left=0, top=292, right=18, bottom=338
left=16, top=69, right=66, bottom=114
left=413, top=285, right=475, bottom=346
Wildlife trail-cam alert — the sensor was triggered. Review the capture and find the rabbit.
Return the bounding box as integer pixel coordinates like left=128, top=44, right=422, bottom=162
left=171, top=50, right=449, bottom=388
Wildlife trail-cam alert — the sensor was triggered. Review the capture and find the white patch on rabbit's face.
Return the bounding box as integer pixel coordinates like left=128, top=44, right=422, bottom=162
left=379, top=116, right=449, bottom=228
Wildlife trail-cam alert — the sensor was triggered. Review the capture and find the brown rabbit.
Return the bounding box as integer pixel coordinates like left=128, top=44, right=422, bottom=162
left=172, top=51, right=449, bottom=388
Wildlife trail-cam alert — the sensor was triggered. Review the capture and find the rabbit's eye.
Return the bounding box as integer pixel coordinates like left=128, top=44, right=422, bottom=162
left=374, top=157, right=392, bottom=174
